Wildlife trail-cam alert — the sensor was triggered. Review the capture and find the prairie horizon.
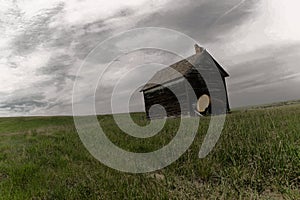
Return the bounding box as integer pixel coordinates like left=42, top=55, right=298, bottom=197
left=0, top=100, right=299, bottom=199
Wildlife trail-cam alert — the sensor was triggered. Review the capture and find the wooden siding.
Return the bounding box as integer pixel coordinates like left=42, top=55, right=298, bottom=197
left=142, top=49, right=230, bottom=119
left=143, top=68, right=230, bottom=119
left=143, top=81, right=189, bottom=119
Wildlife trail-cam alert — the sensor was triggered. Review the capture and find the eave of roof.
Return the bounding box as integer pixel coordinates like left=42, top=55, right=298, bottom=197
left=140, top=49, right=229, bottom=92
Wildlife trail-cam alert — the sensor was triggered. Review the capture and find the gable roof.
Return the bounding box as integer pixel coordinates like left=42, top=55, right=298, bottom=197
left=141, top=48, right=229, bottom=92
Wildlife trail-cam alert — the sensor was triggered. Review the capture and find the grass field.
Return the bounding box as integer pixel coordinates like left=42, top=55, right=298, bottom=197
left=0, top=102, right=299, bottom=199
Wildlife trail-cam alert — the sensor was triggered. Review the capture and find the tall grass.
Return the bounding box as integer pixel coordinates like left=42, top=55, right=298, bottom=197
left=0, top=103, right=299, bottom=199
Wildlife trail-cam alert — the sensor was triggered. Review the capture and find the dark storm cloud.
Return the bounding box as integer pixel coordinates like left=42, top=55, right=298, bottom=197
left=136, top=0, right=257, bottom=43
left=69, top=8, right=137, bottom=60
left=0, top=93, right=47, bottom=114
left=227, top=43, right=300, bottom=107
left=70, top=0, right=258, bottom=67
left=228, top=43, right=300, bottom=91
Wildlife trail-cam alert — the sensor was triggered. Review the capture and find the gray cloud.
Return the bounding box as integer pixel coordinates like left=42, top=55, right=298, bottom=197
left=1, top=0, right=300, bottom=116
left=0, top=92, right=47, bottom=114
left=227, top=43, right=300, bottom=107
left=36, top=53, right=77, bottom=91
left=136, top=0, right=258, bottom=43
left=12, top=3, right=65, bottom=55
left=228, top=43, right=300, bottom=90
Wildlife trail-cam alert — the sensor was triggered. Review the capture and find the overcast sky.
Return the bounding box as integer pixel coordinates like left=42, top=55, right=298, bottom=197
left=0, top=0, right=300, bottom=116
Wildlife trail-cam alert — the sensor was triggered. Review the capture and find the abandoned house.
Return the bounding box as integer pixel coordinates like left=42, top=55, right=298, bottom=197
left=140, top=44, right=230, bottom=119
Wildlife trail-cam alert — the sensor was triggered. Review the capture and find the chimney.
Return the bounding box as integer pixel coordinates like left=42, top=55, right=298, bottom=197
left=194, top=44, right=203, bottom=54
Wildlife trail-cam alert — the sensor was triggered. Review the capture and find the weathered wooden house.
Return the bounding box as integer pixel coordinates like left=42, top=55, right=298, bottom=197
left=140, top=44, right=230, bottom=119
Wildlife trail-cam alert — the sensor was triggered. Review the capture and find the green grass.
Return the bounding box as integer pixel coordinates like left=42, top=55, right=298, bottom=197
left=0, top=103, right=299, bottom=199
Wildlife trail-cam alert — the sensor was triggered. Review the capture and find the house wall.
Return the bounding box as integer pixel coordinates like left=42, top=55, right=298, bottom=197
left=185, top=71, right=209, bottom=115
left=143, top=71, right=230, bottom=119
left=143, top=80, right=189, bottom=119
left=186, top=68, right=230, bottom=114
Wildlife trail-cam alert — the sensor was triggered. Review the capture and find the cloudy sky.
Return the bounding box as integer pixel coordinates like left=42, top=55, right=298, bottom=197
left=0, top=0, right=300, bottom=116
